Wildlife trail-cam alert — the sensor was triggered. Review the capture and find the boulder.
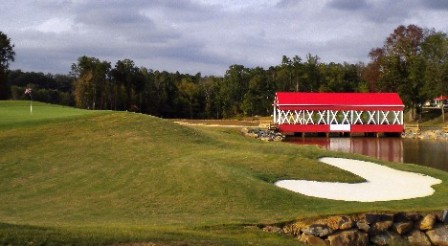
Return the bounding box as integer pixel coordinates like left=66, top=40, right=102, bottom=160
left=313, top=216, right=354, bottom=231
left=273, top=136, right=284, bottom=141
left=407, top=230, right=432, bottom=246
left=356, top=221, right=370, bottom=232
left=392, top=221, right=414, bottom=235
left=394, top=212, right=422, bottom=222
left=283, top=221, right=308, bottom=236
left=426, top=225, right=448, bottom=245
left=439, top=210, right=448, bottom=224
left=259, top=136, right=271, bottom=142
left=327, top=229, right=368, bottom=246
left=420, top=214, right=437, bottom=231
left=242, top=127, right=285, bottom=141
left=409, top=212, right=424, bottom=221
left=298, top=233, right=328, bottom=246
left=359, top=213, right=393, bottom=224
left=279, top=212, right=448, bottom=245
left=361, top=213, right=380, bottom=224
left=444, top=210, right=448, bottom=224
left=302, top=224, right=333, bottom=237
left=370, top=231, right=405, bottom=246
left=371, top=220, right=394, bottom=234
left=339, top=216, right=355, bottom=230
left=435, top=211, right=445, bottom=223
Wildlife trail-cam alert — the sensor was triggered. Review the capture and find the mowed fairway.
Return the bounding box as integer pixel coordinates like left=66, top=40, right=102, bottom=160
left=1, top=101, right=448, bottom=245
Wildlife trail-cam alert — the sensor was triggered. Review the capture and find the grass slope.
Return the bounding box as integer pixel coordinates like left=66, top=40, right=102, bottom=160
left=1, top=101, right=448, bottom=245
left=0, top=101, right=100, bottom=130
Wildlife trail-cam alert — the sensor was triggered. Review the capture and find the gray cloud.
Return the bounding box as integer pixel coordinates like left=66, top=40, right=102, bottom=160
left=421, top=0, right=448, bottom=9
left=327, top=0, right=369, bottom=10
left=365, top=1, right=414, bottom=23
left=2, top=0, right=448, bottom=75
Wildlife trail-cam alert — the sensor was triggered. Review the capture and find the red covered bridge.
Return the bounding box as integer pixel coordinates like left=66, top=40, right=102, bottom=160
left=273, top=92, right=404, bottom=134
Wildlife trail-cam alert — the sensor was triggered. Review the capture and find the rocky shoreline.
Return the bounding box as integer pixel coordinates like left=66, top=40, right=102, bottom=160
left=242, top=127, right=448, bottom=141
left=403, top=129, right=448, bottom=140
left=241, top=127, right=285, bottom=142
left=262, top=211, right=448, bottom=245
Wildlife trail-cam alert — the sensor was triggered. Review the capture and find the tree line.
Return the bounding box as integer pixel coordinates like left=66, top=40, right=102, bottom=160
left=1, top=24, right=448, bottom=119
left=364, top=25, right=448, bottom=118
left=5, top=56, right=365, bottom=119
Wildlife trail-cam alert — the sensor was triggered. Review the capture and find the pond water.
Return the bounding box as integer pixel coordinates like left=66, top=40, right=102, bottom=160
left=287, top=137, right=448, bottom=172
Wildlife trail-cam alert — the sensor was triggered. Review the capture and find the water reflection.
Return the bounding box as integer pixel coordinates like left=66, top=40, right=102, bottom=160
left=287, top=137, right=448, bottom=172
left=403, top=138, right=448, bottom=172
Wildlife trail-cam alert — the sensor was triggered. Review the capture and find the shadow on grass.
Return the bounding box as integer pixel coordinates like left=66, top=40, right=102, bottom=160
left=0, top=222, right=297, bottom=246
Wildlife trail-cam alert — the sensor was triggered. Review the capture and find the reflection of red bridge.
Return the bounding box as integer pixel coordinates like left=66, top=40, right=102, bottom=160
left=273, top=92, right=404, bottom=135
left=289, top=137, right=404, bottom=163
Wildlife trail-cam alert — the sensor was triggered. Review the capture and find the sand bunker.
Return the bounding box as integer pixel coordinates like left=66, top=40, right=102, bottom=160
left=275, top=157, right=442, bottom=202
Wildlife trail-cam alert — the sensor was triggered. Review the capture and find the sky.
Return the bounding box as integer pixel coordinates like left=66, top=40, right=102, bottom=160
left=1, top=0, right=448, bottom=76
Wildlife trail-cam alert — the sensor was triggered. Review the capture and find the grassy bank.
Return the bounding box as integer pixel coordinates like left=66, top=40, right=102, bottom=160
left=405, top=107, right=448, bottom=126
left=1, top=101, right=448, bottom=245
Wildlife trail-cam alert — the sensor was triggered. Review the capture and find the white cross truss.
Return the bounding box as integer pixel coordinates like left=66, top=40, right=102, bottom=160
left=274, top=109, right=403, bottom=126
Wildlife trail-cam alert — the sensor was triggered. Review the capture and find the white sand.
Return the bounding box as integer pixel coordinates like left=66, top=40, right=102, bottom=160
left=275, top=157, right=442, bottom=202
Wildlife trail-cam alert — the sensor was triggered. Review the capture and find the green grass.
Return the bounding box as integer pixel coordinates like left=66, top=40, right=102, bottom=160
left=1, top=101, right=448, bottom=245
left=0, top=100, right=100, bottom=130
left=404, top=107, right=448, bottom=126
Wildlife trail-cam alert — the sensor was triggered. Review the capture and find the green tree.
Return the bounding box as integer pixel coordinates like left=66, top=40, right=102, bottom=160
left=152, top=70, right=178, bottom=117
left=301, top=54, right=321, bottom=92
left=219, top=65, right=249, bottom=117
left=278, top=55, right=293, bottom=91
left=139, top=67, right=157, bottom=115
left=199, top=76, right=220, bottom=118
left=0, top=31, right=15, bottom=99
left=421, top=31, right=448, bottom=122
left=317, top=62, right=363, bottom=93
left=421, top=31, right=448, bottom=99
left=71, top=56, right=111, bottom=109
left=111, top=59, right=144, bottom=111
left=291, top=55, right=303, bottom=91
left=319, top=62, right=344, bottom=92
left=367, top=24, right=426, bottom=119
left=242, top=67, right=269, bottom=116
left=275, top=55, right=303, bottom=92
left=176, top=77, right=200, bottom=118
left=362, top=48, right=384, bottom=91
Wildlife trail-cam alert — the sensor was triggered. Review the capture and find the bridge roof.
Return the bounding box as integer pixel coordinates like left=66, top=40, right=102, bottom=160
left=275, top=92, right=404, bottom=110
